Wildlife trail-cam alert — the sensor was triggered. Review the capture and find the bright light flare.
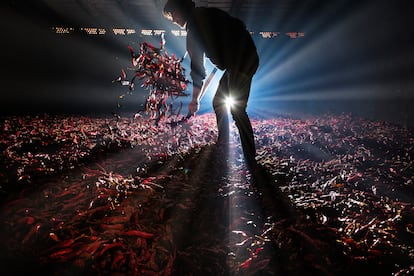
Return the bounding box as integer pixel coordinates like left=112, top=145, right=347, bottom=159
left=225, top=96, right=235, bottom=109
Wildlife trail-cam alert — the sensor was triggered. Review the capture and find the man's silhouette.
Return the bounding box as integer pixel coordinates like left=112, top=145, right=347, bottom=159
left=163, top=0, right=260, bottom=169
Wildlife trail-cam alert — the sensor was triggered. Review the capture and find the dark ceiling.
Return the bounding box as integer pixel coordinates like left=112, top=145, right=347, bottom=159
left=5, top=0, right=347, bottom=31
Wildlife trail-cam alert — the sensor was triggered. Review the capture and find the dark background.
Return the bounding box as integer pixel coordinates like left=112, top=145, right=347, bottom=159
left=1, top=0, right=413, bottom=126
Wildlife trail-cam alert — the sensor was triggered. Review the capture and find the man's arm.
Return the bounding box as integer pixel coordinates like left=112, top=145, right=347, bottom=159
left=187, top=33, right=206, bottom=117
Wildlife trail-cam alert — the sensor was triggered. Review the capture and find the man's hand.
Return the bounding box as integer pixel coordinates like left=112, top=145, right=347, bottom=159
left=188, top=85, right=202, bottom=117
left=188, top=98, right=200, bottom=117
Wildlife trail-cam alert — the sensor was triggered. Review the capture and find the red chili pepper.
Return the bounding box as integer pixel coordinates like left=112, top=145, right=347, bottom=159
left=17, top=216, right=35, bottom=225
left=255, top=247, right=264, bottom=255
left=99, top=242, right=126, bottom=256
left=239, top=257, right=253, bottom=269
left=82, top=240, right=104, bottom=256
left=21, top=222, right=41, bottom=244
left=49, top=248, right=73, bottom=259
left=123, top=230, right=154, bottom=239
left=111, top=253, right=126, bottom=270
